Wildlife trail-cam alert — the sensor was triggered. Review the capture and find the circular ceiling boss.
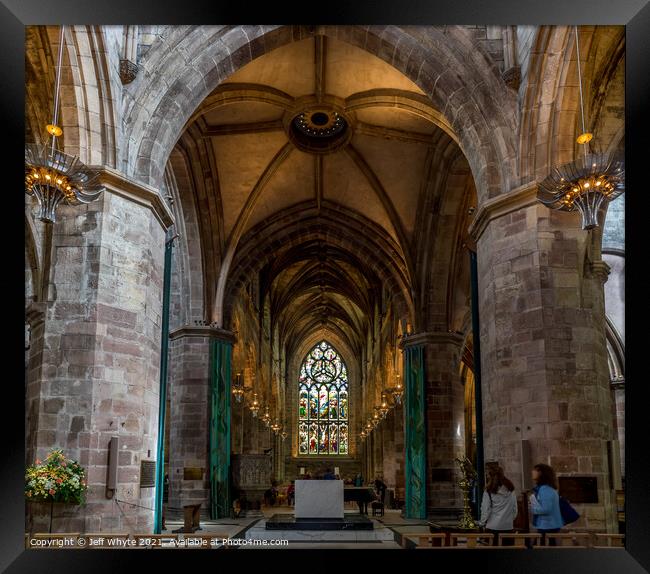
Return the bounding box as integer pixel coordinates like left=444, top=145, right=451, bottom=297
left=285, top=101, right=353, bottom=154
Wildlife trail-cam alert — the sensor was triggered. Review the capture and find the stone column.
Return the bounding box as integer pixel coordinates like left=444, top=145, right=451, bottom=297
left=401, top=342, right=426, bottom=519
left=167, top=326, right=235, bottom=520
left=404, top=332, right=464, bottom=516
left=470, top=183, right=618, bottom=532
left=167, top=326, right=211, bottom=518
left=25, top=171, right=173, bottom=534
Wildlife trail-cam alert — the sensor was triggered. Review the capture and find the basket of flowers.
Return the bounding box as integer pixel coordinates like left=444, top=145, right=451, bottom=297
left=25, top=449, right=87, bottom=504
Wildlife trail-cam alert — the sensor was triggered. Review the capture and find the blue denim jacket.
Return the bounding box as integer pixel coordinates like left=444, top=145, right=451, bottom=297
left=531, top=485, right=563, bottom=529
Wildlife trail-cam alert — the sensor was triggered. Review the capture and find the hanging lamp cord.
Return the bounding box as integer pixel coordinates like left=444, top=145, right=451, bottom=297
left=50, top=25, right=65, bottom=161
left=574, top=25, right=589, bottom=159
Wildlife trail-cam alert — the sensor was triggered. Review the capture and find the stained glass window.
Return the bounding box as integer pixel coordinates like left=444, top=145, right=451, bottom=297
left=298, top=341, right=348, bottom=455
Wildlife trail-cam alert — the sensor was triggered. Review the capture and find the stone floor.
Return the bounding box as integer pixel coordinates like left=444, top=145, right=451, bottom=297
left=237, top=505, right=402, bottom=548
left=161, top=516, right=257, bottom=547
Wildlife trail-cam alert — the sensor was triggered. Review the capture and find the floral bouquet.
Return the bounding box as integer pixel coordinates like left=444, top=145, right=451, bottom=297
left=25, top=449, right=87, bottom=504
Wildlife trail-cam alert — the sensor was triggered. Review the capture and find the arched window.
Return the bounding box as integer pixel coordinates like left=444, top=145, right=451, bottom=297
left=298, top=341, right=348, bottom=456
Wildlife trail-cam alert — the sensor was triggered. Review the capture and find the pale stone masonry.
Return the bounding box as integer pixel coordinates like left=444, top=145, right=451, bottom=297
left=26, top=190, right=169, bottom=533
left=471, top=187, right=617, bottom=531
left=24, top=25, right=625, bottom=535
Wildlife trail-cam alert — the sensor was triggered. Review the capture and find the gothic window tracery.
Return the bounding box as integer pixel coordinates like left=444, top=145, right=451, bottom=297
left=298, top=341, right=348, bottom=455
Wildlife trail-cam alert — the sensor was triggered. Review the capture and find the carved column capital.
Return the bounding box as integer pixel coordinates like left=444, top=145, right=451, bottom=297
left=590, top=260, right=611, bottom=283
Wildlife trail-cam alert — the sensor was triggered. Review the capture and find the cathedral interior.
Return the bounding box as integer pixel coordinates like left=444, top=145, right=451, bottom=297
left=24, top=25, right=625, bottom=543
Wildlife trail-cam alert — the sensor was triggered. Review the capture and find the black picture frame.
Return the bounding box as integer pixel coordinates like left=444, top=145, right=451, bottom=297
left=3, top=0, right=648, bottom=571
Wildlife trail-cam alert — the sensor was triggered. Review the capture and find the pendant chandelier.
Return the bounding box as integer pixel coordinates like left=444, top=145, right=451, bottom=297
left=232, top=372, right=245, bottom=403
left=537, top=26, right=624, bottom=230
left=262, top=405, right=271, bottom=427
left=249, top=392, right=260, bottom=417
left=25, top=26, right=104, bottom=224
left=386, top=373, right=403, bottom=405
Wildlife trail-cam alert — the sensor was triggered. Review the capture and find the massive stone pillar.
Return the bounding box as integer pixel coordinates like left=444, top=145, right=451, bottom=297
left=167, top=327, right=211, bottom=518
left=402, top=332, right=464, bottom=517
left=25, top=171, right=173, bottom=533
left=167, top=326, right=235, bottom=520
left=470, top=183, right=618, bottom=532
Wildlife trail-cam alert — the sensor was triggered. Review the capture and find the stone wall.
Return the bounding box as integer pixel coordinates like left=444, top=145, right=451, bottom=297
left=167, top=331, right=211, bottom=516
left=25, top=192, right=165, bottom=533
left=475, top=195, right=617, bottom=532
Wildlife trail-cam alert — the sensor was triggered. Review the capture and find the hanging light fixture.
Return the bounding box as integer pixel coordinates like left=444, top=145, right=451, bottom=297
left=379, top=392, right=390, bottom=419
left=249, top=393, right=260, bottom=417
left=25, top=26, right=104, bottom=224
left=386, top=373, right=403, bottom=405
left=271, top=419, right=282, bottom=435
left=537, top=26, right=624, bottom=230
left=262, top=405, right=271, bottom=427
left=232, top=372, right=245, bottom=403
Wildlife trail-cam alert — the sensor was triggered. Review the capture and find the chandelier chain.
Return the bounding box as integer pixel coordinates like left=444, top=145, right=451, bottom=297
left=50, top=25, right=66, bottom=161
left=574, top=25, right=588, bottom=159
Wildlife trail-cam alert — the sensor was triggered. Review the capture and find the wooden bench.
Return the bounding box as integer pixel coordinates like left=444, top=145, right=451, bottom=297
left=172, top=504, right=202, bottom=534
left=449, top=533, right=494, bottom=547
left=593, top=533, right=625, bottom=548
left=498, top=533, right=542, bottom=547
left=533, top=532, right=592, bottom=548
left=401, top=532, right=447, bottom=547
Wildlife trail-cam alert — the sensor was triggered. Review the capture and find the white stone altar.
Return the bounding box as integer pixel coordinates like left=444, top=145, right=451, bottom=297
left=294, top=480, right=344, bottom=519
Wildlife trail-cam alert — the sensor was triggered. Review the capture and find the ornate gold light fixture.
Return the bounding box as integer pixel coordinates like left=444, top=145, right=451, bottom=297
left=537, top=26, right=624, bottom=230
left=262, top=405, right=271, bottom=427
left=455, top=456, right=478, bottom=530
left=249, top=393, right=260, bottom=418
left=232, top=372, right=245, bottom=403
left=386, top=373, right=403, bottom=405
left=25, top=26, right=104, bottom=224
left=271, top=419, right=282, bottom=435
left=379, top=393, right=390, bottom=419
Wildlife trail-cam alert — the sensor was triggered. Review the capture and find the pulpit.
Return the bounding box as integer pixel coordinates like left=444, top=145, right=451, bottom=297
left=231, top=454, right=273, bottom=516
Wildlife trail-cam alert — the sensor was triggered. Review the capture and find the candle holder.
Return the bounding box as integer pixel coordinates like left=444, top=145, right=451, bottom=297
left=455, top=456, right=478, bottom=530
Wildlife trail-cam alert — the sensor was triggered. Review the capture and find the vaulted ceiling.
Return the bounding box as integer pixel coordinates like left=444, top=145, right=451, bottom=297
left=171, top=34, right=476, bottom=357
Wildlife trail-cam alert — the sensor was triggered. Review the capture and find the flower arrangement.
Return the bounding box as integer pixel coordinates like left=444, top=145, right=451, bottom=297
left=25, top=449, right=87, bottom=504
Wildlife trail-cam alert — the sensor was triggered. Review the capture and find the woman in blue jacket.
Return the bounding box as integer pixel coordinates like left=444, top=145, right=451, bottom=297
left=529, top=463, right=563, bottom=545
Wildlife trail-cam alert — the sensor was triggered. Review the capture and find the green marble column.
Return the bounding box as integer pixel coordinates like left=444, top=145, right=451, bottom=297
left=403, top=343, right=427, bottom=519
left=209, top=336, right=233, bottom=519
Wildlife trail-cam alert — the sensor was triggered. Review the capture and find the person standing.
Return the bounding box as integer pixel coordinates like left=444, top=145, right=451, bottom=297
left=529, top=463, right=563, bottom=546
left=286, top=481, right=295, bottom=506
left=478, top=465, right=518, bottom=545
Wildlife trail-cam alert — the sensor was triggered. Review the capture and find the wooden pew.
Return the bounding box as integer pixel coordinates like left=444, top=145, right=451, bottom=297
left=498, top=532, right=542, bottom=547
left=449, top=533, right=494, bottom=547
left=593, top=533, right=625, bottom=548
left=401, top=532, right=447, bottom=547
left=534, top=532, right=592, bottom=548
